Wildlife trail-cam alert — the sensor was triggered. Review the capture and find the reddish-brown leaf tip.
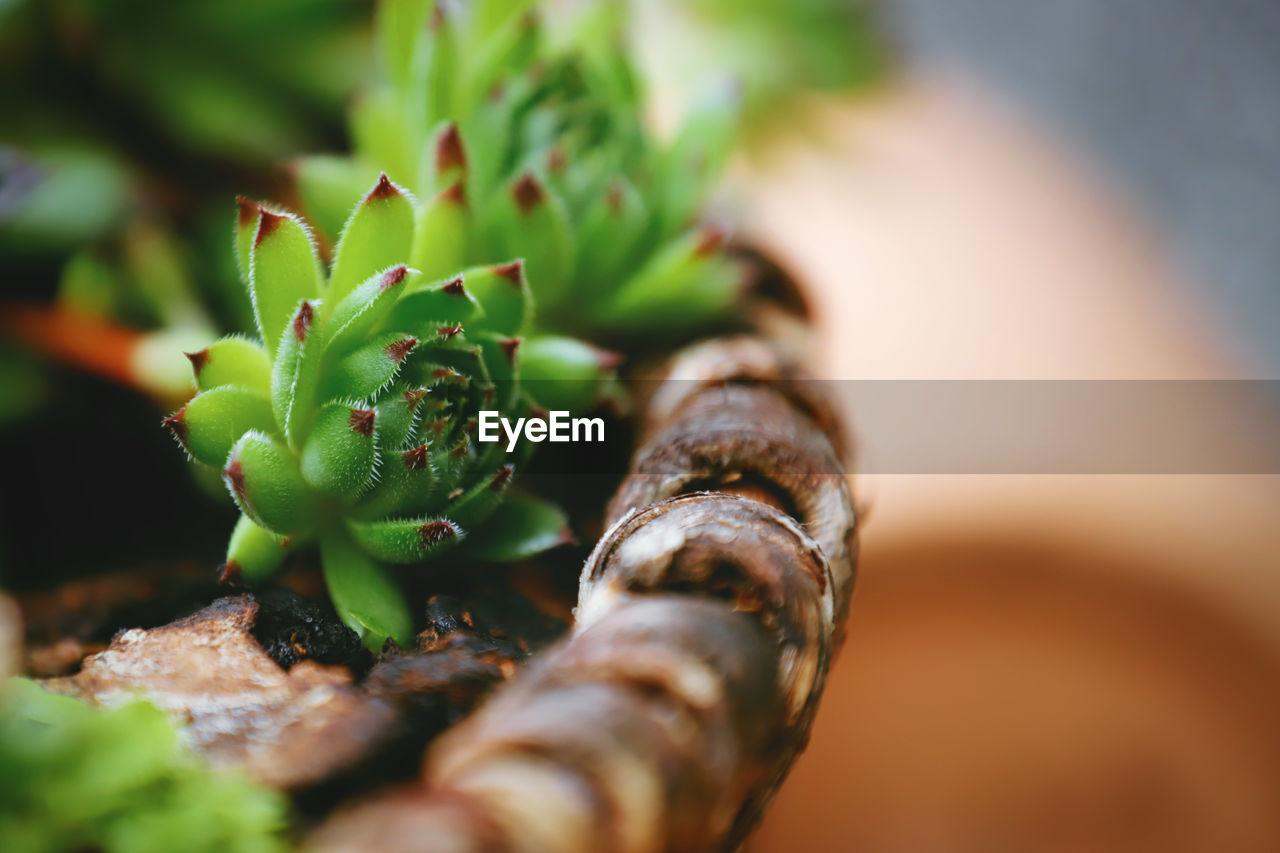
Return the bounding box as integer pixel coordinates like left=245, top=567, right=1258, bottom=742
left=292, top=301, right=315, bottom=342
left=428, top=417, right=450, bottom=434
left=236, top=196, right=260, bottom=227
left=449, top=441, right=470, bottom=459
left=490, top=464, right=515, bottom=491
left=223, top=456, right=248, bottom=502
left=594, top=347, right=623, bottom=370
left=403, top=388, right=427, bottom=410
left=384, top=337, right=418, bottom=364
left=219, top=561, right=243, bottom=586
left=349, top=408, right=376, bottom=436
left=547, top=145, right=567, bottom=174
left=417, top=519, right=457, bottom=547
left=436, top=324, right=463, bottom=340
left=367, top=172, right=400, bottom=201
left=511, top=171, right=545, bottom=214
left=694, top=224, right=727, bottom=258
left=185, top=348, right=210, bottom=377
left=493, top=259, right=525, bottom=286
left=436, top=123, right=467, bottom=175
left=606, top=183, right=625, bottom=213
left=440, top=180, right=467, bottom=206
left=442, top=276, right=466, bottom=296
left=500, top=337, right=521, bottom=363
left=161, top=407, right=188, bottom=443
left=402, top=443, right=429, bottom=471
left=380, top=264, right=410, bottom=291
left=255, top=210, right=285, bottom=247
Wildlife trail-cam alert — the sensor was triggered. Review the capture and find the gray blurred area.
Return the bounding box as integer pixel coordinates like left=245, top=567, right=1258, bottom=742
left=886, top=0, right=1280, bottom=376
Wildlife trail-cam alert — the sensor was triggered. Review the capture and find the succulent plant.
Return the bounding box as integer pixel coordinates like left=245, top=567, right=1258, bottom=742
left=164, top=174, right=580, bottom=650
left=0, top=678, right=287, bottom=853
left=295, top=0, right=745, bottom=340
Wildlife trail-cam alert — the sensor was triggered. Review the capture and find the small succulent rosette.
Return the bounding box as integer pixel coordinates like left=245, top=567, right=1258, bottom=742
left=166, top=175, right=602, bottom=649
left=295, top=0, right=746, bottom=339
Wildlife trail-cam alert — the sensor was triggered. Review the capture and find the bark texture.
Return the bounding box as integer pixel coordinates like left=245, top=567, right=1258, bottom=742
left=310, top=335, right=857, bottom=852
left=46, top=595, right=396, bottom=789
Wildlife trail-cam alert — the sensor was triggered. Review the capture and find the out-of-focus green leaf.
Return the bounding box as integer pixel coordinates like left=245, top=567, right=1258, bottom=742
left=465, top=494, right=570, bottom=562
left=0, top=678, right=288, bottom=853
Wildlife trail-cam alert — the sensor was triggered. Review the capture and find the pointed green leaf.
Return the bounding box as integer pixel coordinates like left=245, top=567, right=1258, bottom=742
left=444, top=462, right=514, bottom=529
left=414, top=339, right=488, bottom=388
left=375, top=385, right=427, bottom=449
left=519, top=334, right=617, bottom=413
left=595, top=228, right=740, bottom=331
left=320, top=332, right=419, bottom=401
left=427, top=431, right=472, bottom=494
left=352, top=442, right=437, bottom=521
left=270, top=300, right=324, bottom=448
left=328, top=175, right=416, bottom=307
left=300, top=402, right=379, bottom=500
left=486, top=170, right=573, bottom=309
left=163, top=386, right=274, bottom=467
left=462, top=260, right=531, bottom=335
left=346, top=515, right=462, bottom=564
left=223, top=431, right=315, bottom=536
left=575, top=178, right=648, bottom=285
left=320, top=530, right=413, bottom=650
left=224, top=513, right=295, bottom=585
left=324, top=264, right=415, bottom=355
left=409, top=183, right=469, bottom=282
left=249, top=210, right=321, bottom=358
left=429, top=122, right=468, bottom=190
left=466, top=495, right=570, bottom=562
left=383, top=273, right=481, bottom=338
left=188, top=336, right=271, bottom=393
left=474, top=331, right=520, bottom=410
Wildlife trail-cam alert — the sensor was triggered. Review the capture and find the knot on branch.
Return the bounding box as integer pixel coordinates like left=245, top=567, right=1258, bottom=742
left=580, top=493, right=835, bottom=726
left=611, top=379, right=857, bottom=633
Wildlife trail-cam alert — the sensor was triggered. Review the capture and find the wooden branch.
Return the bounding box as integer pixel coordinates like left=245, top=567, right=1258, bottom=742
left=310, top=336, right=858, bottom=852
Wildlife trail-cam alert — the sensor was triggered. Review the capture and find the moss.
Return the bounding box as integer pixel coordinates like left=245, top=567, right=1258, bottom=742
left=0, top=678, right=288, bottom=853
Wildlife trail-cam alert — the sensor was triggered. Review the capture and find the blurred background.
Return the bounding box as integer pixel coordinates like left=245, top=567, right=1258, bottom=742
left=721, top=1, right=1280, bottom=851
left=2, top=0, right=1278, bottom=850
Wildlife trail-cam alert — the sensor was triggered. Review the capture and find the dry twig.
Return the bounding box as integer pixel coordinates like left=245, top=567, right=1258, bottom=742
left=311, top=336, right=857, bottom=852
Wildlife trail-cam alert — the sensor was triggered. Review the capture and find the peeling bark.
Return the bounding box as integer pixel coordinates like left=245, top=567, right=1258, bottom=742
left=614, top=341, right=857, bottom=632
left=45, top=595, right=396, bottom=790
